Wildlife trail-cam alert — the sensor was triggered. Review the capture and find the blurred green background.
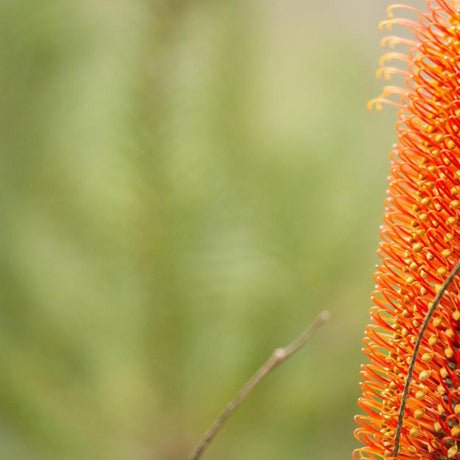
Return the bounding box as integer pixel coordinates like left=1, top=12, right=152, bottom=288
left=0, top=0, right=423, bottom=459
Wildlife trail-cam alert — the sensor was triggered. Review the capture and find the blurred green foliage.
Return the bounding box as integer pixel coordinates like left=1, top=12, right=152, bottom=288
left=0, top=0, right=416, bottom=459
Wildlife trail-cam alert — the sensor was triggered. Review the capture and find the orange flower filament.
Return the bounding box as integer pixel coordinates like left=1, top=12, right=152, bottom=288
left=354, top=2, right=460, bottom=460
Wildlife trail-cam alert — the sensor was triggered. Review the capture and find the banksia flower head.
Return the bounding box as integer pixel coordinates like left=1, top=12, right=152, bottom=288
left=354, top=2, right=460, bottom=460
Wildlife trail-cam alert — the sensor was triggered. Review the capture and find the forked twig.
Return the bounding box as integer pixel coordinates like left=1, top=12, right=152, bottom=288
left=393, top=262, right=460, bottom=458
left=189, top=310, right=330, bottom=460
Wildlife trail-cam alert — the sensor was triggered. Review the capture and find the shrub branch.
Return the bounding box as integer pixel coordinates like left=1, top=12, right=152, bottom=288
left=189, top=310, right=330, bottom=460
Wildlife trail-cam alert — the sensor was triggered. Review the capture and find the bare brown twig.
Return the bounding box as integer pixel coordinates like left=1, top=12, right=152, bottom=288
left=189, top=310, right=330, bottom=460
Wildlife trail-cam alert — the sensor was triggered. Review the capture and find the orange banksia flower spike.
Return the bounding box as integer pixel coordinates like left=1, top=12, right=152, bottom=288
left=354, top=2, right=460, bottom=460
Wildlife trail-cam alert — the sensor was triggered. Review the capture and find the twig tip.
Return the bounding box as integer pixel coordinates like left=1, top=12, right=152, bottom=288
left=319, top=310, right=331, bottom=321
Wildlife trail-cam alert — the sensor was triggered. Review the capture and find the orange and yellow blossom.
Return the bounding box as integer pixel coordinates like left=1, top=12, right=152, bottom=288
left=354, top=2, right=460, bottom=460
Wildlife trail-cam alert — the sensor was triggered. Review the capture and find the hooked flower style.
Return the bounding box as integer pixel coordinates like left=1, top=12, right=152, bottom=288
left=354, top=2, right=460, bottom=460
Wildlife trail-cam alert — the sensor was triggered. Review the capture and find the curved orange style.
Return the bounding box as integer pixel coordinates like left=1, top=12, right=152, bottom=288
left=354, top=2, right=460, bottom=459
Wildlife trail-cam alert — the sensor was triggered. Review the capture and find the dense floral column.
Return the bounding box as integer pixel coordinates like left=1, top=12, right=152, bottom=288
left=354, top=2, right=460, bottom=459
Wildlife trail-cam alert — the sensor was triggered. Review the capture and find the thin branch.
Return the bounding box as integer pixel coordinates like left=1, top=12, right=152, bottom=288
left=189, top=310, right=330, bottom=460
left=393, top=261, right=460, bottom=458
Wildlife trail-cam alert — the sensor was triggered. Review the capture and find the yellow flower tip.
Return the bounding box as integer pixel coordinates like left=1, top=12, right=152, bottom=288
left=378, top=53, right=391, bottom=67
left=441, top=248, right=452, bottom=258
left=419, top=369, right=431, bottom=381
left=386, top=6, right=395, bottom=19
left=448, top=444, right=458, bottom=459
left=379, top=19, right=394, bottom=32
left=380, top=35, right=417, bottom=49
left=437, top=383, right=446, bottom=395
left=367, top=99, right=382, bottom=112
left=447, top=139, right=456, bottom=149
left=380, top=36, right=394, bottom=48
left=375, top=68, right=384, bottom=80
left=387, top=4, right=424, bottom=19
left=421, top=352, right=434, bottom=362
left=437, top=266, right=447, bottom=276
left=433, top=316, right=442, bottom=327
